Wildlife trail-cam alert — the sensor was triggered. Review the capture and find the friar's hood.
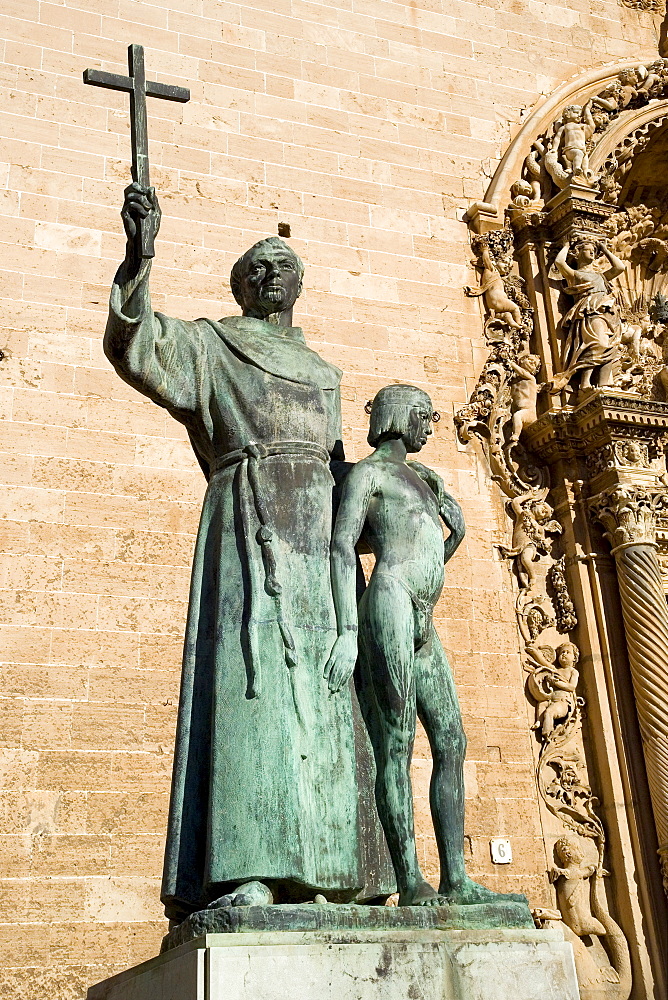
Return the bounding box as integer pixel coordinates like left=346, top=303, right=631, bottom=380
left=208, top=314, right=342, bottom=389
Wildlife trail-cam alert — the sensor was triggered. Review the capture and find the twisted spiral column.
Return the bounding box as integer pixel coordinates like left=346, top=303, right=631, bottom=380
left=590, top=487, right=668, bottom=893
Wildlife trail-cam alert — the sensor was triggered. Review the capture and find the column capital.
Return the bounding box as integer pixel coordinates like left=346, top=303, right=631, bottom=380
left=588, top=486, right=668, bottom=551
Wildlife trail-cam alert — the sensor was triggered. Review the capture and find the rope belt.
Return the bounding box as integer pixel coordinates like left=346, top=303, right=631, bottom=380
left=211, top=441, right=330, bottom=698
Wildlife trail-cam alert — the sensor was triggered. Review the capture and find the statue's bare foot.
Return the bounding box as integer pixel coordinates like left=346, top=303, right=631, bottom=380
left=399, top=881, right=449, bottom=907
left=441, top=877, right=527, bottom=907
left=207, top=880, right=274, bottom=908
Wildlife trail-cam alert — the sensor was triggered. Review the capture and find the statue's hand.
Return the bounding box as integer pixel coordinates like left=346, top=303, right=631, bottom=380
left=121, top=181, right=161, bottom=258
left=324, top=632, right=357, bottom=693
left=410, top=461, right=444, bottom=498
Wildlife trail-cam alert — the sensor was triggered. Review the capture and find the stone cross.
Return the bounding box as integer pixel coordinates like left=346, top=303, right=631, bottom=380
left=83, top=43, right=190, bottom=259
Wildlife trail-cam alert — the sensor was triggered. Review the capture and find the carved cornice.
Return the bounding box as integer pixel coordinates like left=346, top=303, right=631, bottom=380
left=509, top=193, right=618, bottom=254
left=526, top=392, right=668, bottom=485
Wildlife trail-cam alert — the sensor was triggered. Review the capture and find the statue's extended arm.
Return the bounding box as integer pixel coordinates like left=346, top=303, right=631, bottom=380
left=105, top=183, right=203, bottom=417
left=554, top=243, right=576, bottom=282
left=324, top=464, right=375, bottom=693
left=106, top=183, right=161, bottom=359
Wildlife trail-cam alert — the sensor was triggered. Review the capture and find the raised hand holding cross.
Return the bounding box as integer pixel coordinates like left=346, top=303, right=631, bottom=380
left=84, top=44, right=190, bottom=259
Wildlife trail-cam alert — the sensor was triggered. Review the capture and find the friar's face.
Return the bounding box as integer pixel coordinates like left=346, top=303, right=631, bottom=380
left=238, top=247, right=301, bottom=318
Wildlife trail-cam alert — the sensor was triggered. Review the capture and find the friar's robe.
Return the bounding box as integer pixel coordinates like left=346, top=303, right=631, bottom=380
left=105, top=264, right=379, bottom=921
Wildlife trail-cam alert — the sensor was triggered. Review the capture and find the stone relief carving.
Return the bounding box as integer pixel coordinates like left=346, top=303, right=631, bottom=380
left=621, top=0, right=663, bottom=9
left=545, top=104, right=597, bottom=190
left=550, top=836, right=632, bottom=1000
left=525, top=641, right=580, bottom=741
left=460, top=58, right=668, bottom=993
left=458, top=228, right=545, bottom=498
left=464, top=232, right=524, bottom=336
left=495, top=493, right=562, bottom=595
left=456, top=60, right=668, bottom=987
left=513, top=61, right=668, bottom=209
left=548, top=557, right=578, bottom=634
left=549, top=238, right=627, bottom=394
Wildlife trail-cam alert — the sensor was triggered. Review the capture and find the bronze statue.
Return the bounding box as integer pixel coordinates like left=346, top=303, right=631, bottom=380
left=105, top=181, right=386, bottom=922
left=326, top=385, right=527, bottom=908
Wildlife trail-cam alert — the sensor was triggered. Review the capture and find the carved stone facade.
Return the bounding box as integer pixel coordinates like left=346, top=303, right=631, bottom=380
left=462, top=55, right=668, bottom=1000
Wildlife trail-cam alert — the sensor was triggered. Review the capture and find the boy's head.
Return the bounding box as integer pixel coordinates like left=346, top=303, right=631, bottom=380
left=366, top=384, right=439, bottom=452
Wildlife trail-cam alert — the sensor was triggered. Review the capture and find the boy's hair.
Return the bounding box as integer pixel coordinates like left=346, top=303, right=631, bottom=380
left=230, top=237, right=304, bottom=306
left=367, top=384, right=434, bottom=447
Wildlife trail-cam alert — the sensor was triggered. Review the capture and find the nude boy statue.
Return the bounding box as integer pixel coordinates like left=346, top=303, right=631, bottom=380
left=325, top=384, right=527, bottom=909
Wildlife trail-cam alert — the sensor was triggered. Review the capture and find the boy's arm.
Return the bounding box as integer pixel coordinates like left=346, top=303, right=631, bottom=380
left=324, top=463, right=375, bottom=693
left=505, top=359, right=531, bottom=378
left=440, top=491, right=466, bottom=564
left=410, top=462, right=465, bottom=564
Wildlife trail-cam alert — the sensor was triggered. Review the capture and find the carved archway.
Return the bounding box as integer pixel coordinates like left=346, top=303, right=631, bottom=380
left=459, top=56, right=668, bottom=1000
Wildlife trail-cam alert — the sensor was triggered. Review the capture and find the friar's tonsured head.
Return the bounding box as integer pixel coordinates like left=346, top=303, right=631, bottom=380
left=230, top=237, right=305, bottom=318
left=366, top=384, right=440, bottom=451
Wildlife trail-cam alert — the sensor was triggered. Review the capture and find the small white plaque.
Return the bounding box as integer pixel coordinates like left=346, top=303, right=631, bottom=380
left=490, top=838, right=512, bottom=864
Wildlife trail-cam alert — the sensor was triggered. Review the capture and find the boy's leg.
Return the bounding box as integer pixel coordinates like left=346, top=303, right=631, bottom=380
left=416, top=632, right=528, bottom=905
left=414, top=632, right=467, bottom=894
left=358, top=577, right=433, bottom=904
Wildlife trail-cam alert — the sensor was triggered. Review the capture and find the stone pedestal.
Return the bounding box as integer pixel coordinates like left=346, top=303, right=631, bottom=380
left=87, top=927, right=578, bottom=1000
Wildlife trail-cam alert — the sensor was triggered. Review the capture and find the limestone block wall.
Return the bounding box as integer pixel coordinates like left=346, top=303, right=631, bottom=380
left=0, top=0, right=662, bottom=996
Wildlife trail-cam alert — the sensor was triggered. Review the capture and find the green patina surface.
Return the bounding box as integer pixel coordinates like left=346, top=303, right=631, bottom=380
left=105, top=206, right=393, bottom=922
left=161, top=901, right=535, bottom=952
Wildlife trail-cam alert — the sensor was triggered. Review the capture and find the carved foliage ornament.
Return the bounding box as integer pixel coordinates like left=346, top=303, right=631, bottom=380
left=588, top=485, right=664, bottom=548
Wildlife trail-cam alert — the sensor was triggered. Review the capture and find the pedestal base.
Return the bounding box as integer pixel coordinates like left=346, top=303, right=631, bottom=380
left=87, top=927, right=579, bottom=1000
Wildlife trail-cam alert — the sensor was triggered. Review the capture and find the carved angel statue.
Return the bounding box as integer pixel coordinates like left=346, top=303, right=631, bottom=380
left=550, top=238, right=626, bottom=393
left=637, top=57, right=668, bottom=98
left=464, top=239, right=522, bottom=335
left=524, top=641, right=579, bottom=740
left=545, top=104, right=596, bottom=189
left=507, top=354, right=542, bottom=446
left=496, top=493, right=562, bottom=594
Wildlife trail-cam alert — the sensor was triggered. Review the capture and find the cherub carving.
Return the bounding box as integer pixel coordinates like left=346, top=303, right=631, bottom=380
left=545, top=104, right=596, bottom=189
left=637, top=57, right=668, bottom=98
left=550, top=836, right=632, bottom=999
left=550, top=835, right=605, bottom=937
left=617, top=66, right=643, bottom=107
left=465, top=239, right=522, bottom=334
left=496, top=494, right=562, bottom=594
left=507, top=354, right=542, bottom=446
left=525, top=641, right=580, bottom=740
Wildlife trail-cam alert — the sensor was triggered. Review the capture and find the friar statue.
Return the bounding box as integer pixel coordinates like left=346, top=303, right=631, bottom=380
left=104, top=182, right=386, bottom=923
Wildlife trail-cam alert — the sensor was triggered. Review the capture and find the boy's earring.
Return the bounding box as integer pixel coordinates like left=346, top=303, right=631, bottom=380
left=364, top=400, right=373, bottom=414
left=432, top=411, right=441, bottom=423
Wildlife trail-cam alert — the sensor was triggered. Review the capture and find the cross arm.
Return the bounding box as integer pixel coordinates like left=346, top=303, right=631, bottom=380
left=83, top=69, right=190, bottom=104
